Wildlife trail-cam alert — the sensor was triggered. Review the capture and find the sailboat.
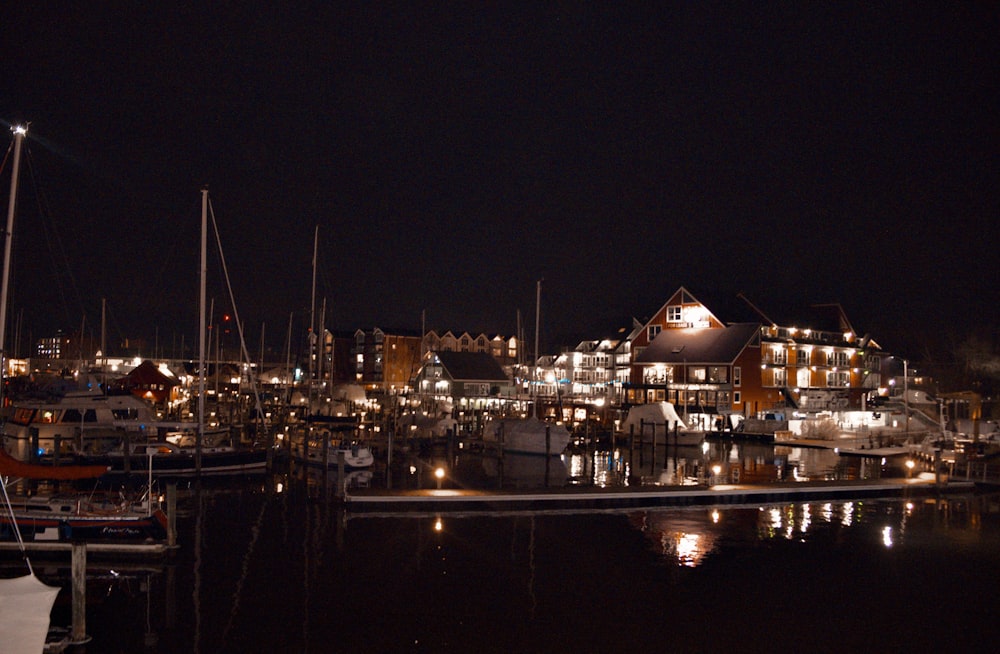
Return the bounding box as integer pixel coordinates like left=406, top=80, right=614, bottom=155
left=0, top=126, right=74, bottom=654
left=288, top=227, right=374, bottom=470
left=484, top=281, right=570, bottom=456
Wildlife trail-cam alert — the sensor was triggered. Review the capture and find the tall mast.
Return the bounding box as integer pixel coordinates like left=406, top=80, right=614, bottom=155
left=533, top=280, right=541, bottom=419
left=0, top=125, right=27, bottom=407
left=197, top=187, right=208, bottom=474
left=308, top=226, right=318, bottom=415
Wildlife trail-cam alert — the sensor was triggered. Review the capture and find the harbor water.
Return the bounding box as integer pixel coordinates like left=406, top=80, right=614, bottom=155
left=13, top=445, right=1000, bottom=652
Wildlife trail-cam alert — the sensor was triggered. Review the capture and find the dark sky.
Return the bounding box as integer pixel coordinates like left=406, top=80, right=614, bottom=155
left=2, top=4, right=997, bottom=357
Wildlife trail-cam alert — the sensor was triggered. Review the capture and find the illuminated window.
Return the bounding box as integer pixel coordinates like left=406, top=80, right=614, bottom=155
left=773, top=368, right=787, bottom=387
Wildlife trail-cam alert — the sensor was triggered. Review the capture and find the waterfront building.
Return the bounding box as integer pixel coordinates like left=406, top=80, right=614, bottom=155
left=628, top=287, right=888, bottom=423
left=411, top=350, right=513, bottom=411
left=352, top=327, right=423, bottom=393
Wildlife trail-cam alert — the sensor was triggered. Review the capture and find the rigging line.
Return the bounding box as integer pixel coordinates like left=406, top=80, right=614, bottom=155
left=1, top=138, right=13, bottom=174
left=221, top=493, right=269, bottom=643
left=1, top=474, right=33, bottom=575
left=207, top=198, right=269, bottom=433
left=23, top=142, right=86, bottom=326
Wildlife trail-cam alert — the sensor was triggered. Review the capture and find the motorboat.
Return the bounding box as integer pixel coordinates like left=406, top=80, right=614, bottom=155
left=288, top=416, right=374, bottom=469
left=620, top=402, right=705, bottom=446
left=484, top=417, right=571, bottom=456
left=1, top=383, right=160, bottom=461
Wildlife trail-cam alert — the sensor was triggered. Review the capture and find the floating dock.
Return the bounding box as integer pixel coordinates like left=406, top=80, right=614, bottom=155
left=344, top=476, right=971, bottom=514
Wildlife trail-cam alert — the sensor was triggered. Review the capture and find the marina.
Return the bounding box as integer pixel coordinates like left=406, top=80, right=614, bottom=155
left=4, top=468, right=998, bottom=653
left=2, top=11, right=998, bottom=649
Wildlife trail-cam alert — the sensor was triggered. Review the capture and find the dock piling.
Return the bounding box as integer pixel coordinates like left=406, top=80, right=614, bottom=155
left=71, top=541, right=90, bottom=645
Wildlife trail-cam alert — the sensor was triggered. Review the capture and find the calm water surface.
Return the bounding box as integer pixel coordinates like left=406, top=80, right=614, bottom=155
left=25, top=447, right=1000, bottom=653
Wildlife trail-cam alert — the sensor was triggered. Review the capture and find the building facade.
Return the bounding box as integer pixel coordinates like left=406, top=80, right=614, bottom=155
left=628, top=287, right=887, bottom=421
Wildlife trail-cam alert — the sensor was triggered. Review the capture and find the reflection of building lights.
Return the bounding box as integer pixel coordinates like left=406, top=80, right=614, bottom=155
left=841, top=502, right=854, bottom=527
left=434, top=518, right=443, bottom=532
left=882, top=526, right=893, bottom=548
left=675, top=533, right=701, bottom=567
left=711, top=509, right=720, bottom=524
left=769, top=508, right=782, bottom=531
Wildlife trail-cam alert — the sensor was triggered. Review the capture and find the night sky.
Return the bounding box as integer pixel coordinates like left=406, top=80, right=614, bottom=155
left=2, top=4, right=997, bottom=358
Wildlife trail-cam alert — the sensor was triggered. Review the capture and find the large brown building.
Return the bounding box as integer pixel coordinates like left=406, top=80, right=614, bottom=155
left=628, top=287, right=887, bottom=423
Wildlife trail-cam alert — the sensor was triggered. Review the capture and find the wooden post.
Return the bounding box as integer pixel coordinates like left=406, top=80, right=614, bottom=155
left=386, top=428, right=393, bottom=490
left=71, top=541, right=88, bottom=644
left=638, top=420, right=645, bottom=468
left=628, top=424, right=635, bottom=477
left=337, top=450, right=346, bottom=498
left=650, top=422, right=656, bottom=476
left=545, top=425, right=551, bottom=457
left=167, top=483, right=177, bottom=548
left=663, top=424, right=670, bottom=468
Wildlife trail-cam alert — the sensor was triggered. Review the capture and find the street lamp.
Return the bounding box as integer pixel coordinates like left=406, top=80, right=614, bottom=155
left=435, top=466, right=445, bottom=489
left=903, top=358, right=909, bottom=440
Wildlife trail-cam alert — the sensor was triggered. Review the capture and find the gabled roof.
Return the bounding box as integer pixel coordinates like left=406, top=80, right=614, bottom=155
left=635, top=323, right=760, bottom=365
left=125, top=360, right=178, bottom=386
left=432, top=351, right=509, bottom=382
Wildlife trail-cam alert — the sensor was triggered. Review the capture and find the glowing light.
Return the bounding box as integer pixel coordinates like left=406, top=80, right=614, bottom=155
left=434, top=518, right=443, bottom=532
left=13, top=125, right=27, bottom=136
left=675, top=533, right=702, bottom=566
left=882, top=526, right=893, bottom=548
left=711, top=509, right=720, bottom=524
left=435, top=467, right=445, bottom=479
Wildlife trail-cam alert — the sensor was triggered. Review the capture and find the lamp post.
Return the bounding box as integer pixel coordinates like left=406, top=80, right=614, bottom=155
left=903, top=359, right=909, bottom=440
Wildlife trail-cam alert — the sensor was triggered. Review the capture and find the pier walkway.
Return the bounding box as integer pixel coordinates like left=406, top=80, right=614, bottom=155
left=344, top=475, right=972, bottom=515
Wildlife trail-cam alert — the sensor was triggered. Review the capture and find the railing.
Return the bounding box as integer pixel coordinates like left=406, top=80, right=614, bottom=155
left=959, top=460, right=1000, bottom=485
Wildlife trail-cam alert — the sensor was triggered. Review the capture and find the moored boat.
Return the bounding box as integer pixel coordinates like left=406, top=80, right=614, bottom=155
left=289, top=416, right=374, bottom=469
left=620, top=402, right=705, bottom=446
left=485, top=417, right=571, bottom=456
left=0, top=492, right=167, bottom=543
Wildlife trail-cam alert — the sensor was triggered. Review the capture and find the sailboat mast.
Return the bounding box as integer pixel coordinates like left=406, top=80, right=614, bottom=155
left=533, top=280, right=541, bottom=419
left=308, top=226, right=318, bottom=415
left=0, top=125, right=27, bottom=407
left=197, top=187, right=208, bottom=473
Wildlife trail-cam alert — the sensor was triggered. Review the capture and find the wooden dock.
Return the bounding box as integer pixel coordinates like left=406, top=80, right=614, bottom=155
left=0, top=541, right=173, bottom=556
left=343, top=476, right=973, bottom=514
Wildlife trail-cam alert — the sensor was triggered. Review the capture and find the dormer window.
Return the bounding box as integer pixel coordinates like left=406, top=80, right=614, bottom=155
left=667, top=305, right=682, bottom=322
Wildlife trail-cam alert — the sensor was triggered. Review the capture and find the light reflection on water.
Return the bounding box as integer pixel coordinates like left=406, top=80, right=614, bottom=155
left=35, top=482, right=1000, bottom=653
left=466, top=439, right=889, bottom=489
left=25, top=456, right=1000, bottom=652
